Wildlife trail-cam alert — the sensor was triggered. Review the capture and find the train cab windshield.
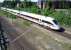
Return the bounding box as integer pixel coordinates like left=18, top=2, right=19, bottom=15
left=53, top=20, right=58, bottom=25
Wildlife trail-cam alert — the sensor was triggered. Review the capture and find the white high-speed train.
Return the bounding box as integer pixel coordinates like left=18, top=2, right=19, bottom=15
left=1, top=7, right=65, bottom=32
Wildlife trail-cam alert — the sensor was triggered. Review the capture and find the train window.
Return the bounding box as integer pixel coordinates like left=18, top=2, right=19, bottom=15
left=42, top=20, right=53, bottom=25
left=20, top=14, right=39, bottom=21
left=53, top=20, right=58, bottom=25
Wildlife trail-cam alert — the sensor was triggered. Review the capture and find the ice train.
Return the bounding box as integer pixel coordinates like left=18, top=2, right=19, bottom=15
left=1, top=7, right=65, bottom=32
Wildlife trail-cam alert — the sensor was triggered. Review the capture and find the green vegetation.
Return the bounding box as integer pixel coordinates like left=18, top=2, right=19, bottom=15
left=62, top=43, right=71, bottom=50
left=0, top=9, right=7, bottom=17
left=14, top=5, right=41, bottom=14
left=0, top=10, right=31, bottom=27
left=0, top=10, right=16, bottom=19
left=48, top=10, right=71, bottom=27
left=15, top=18, right=31, bottom=29
left=7, top=12, right=17, bottom=19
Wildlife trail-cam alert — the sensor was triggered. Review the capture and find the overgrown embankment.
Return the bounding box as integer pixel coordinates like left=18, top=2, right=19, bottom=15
left=0, top=9, right=71, bottom=50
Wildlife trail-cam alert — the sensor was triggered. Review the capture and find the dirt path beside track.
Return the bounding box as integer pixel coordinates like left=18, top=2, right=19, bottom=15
left=0, top=16, right=71, bottom=50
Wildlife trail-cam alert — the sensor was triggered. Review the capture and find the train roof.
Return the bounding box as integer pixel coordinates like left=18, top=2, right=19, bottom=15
left=2, top=7, right=54, bottom=21
left=20, top=11, right=54, bottom=21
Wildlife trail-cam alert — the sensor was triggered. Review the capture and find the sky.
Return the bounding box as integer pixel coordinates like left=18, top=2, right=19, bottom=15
left=20, top=0, right=38, bottom=2
left=0, top=0, right=38, bottom=2
left=31, top=0, right=38, bottom=2
left=0, top=0, right=71, bottom=2
left=0, top=0, right=4, bottom=2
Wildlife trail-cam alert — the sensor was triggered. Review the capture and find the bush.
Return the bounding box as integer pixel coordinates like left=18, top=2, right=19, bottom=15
left=48, top=10, right=71, bottom=27
left=41, top=8, right=54, bottom=16
left=30, top=6, right=41, bottom=14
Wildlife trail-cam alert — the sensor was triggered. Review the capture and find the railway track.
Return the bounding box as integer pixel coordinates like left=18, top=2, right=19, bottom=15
left=56, top=31, right=71, bottom=39
left=32, top=23, right=71, bottom=40
left=44, top=25, right=71, bottom=40
left=47, top=28, right=71, bottom=40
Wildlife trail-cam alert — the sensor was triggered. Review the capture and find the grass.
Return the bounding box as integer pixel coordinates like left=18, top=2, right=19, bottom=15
left=15, top=18, right=31, bottom=29
left=62, top=43, right=71, bottom=50
left=0, top=10, right=7, bottom=17
left=0, top=9, right=31, bottom=27
left=57, top=42, right=71, bottom=50
left=0, top=9, right=16, bottom=19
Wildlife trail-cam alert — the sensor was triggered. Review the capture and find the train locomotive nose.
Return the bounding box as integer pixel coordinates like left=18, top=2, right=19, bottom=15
left=50, top=25, right=65, bottom=32
left=57, top=27, right=65, bottom=32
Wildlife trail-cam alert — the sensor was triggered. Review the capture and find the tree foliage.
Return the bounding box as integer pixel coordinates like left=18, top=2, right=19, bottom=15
left=2, top=0, right=21, bottom=8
